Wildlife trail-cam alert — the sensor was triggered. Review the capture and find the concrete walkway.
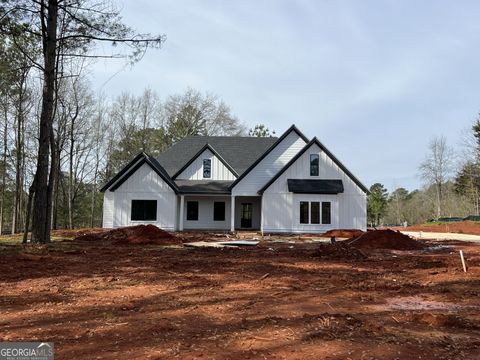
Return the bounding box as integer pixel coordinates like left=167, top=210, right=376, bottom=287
left=401, top=231, right=480, bottom=242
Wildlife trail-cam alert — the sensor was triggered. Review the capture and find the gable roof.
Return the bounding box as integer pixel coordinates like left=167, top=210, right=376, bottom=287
left=172, top=143, right=239, bottom=179
left=157, top=136, right=277, bottom=177
left=228, top=125, right=309, bottom=190
left=258, top=137, right=369, bottom=194
left=100, top=152, right=178, bottom=193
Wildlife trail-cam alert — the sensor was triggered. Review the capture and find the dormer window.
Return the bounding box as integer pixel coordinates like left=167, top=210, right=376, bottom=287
left=203, top=159, right=211, bottom=178
left=310, top=154, right=319, bottom=176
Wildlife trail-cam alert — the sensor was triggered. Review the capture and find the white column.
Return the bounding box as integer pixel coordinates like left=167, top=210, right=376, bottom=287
left=179, top=195, right=185, bottom=231
left=230, top=196, right=235, bottom=232
left=260, top=195, right=264, bottom=236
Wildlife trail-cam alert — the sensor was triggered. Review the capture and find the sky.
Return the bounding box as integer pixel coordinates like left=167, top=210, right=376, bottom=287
left=90, top=0, right=480, bottom=192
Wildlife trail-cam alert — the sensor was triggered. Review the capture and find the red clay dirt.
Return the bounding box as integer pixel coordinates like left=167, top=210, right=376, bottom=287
left=322, top=229, right=365, bottom=238
left=1, top=234, right=480, bottom=359
left=75, top=224, right=181, bottom=245
left=393, top=220, right=480, bottom=235
left=346, top=229, right=426, bottom=251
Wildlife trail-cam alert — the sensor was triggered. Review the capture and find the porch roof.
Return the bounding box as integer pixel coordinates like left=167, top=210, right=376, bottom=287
left=175, top=180, right=233, bottom=194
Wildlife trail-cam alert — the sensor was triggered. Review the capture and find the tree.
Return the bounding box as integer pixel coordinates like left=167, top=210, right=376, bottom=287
left=367, top=183, right=388, bottom=226
left=1, top=0, right=165, bottom=243
left=419, top=136, right=454, bottom=218
left=386, top=187, right=410, bottom=225
left=249, top=124, right=275, bottom=137
left=164, top=88, right=246, bottom=143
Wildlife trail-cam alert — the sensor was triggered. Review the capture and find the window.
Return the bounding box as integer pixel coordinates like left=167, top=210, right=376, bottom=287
left=300, top=201, right=309, bottom=224
left=187, top=201, right=199, bottom=221
left=310, top=202, right=320, bottom=224
left=310, top=154, right=319, bottom=176
left=131, top=200, right=157, bottom=221
left=322, top=202, right=331, bottom=224
left=214, top=202, right=225, bottom=221
left=203, top=159, right=211, bottom=178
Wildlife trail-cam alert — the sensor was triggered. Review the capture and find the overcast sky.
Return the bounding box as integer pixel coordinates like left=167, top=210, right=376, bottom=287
left=90, top=0, right=480, bottom=192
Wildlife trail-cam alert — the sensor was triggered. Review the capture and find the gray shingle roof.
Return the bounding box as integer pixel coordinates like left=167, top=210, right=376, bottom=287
left=157, top=136, right=278, bottom=177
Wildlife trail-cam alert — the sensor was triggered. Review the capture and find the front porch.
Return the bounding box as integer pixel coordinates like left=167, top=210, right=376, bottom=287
left=177, top=195, right=262, bottom=231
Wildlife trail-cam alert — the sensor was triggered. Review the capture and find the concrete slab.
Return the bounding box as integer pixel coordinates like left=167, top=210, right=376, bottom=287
left=401, top=231, right=480, bottom=242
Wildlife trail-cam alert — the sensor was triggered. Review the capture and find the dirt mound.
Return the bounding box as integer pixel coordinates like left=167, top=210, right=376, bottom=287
left=314, top=242, right=367, bottom=260
left=395, top=220, right=480, bottom=236
left=51, top=228, right=105, bottom=239
left=347, top=229, right=425, bottom=250
left=75, top=225, right=180, bottom=245
left=322, top=229, right=364, bottom=238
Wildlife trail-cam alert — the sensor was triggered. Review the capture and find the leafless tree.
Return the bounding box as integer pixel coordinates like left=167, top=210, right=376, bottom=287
left=419, top=136, right=454, bottom=218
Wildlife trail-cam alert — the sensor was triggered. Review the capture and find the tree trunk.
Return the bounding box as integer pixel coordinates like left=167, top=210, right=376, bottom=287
left=23, top=180, right=35, bottom=244
left=12, top=70, right=27, bottom=234
left=68, top=121, right=74, bottom=229
left=0, top=102, right=7, bottom=235
left=31, top=0, right=58, bottom=243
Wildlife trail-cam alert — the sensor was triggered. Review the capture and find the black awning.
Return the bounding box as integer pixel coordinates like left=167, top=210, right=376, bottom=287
left=287, top=179, right=344, bottom=194
left=175, top=180, right=233, bottom=194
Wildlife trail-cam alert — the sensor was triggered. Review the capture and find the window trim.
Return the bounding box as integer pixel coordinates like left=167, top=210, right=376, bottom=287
left=310, top=154, right=319, bottom=176
left=213, top=201, right=226, bottom=221
left=130, top=199, right=157, bottom=221
left=186, top=201, right=199, bottom=221
left=203, top=158, right=211, bottom=178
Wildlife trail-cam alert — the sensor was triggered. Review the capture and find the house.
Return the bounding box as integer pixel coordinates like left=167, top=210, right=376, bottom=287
left=101, top=125, right=368, bottom=233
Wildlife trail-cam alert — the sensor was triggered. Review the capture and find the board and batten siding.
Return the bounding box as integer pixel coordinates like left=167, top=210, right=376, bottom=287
left=262, top=143, right=367, bottom=232
left=102, top=190, right=114, bottom=228
left=232, top=131, right=307, bottom=196
left=176, top=148, right=236, bottom=180
left=183, top=196, right=231, bottom=230
left=103, top=163, right=177, bottom=230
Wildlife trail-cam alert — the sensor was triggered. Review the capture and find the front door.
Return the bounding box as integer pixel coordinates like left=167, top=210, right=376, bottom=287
left=240, top=203, right=253, bottom=228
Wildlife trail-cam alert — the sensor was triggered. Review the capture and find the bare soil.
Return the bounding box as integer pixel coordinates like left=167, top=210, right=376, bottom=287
left=393, top=220, right=480, bottom=236
left=1, top=234, right=480, bottom=359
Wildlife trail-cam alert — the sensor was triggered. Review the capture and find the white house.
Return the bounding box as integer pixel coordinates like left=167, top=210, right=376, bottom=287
left=101, top=125, right=368, bottom=233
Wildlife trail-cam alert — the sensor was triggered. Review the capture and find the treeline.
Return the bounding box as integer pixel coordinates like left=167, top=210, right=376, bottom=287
left=368, top=120, right=480, bottom=226
left=0, top=74, right=246, bottom=233
left=0, top=1, right=259, bottom=238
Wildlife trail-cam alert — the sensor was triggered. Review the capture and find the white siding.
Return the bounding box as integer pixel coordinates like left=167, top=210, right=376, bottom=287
left=183, top=196, right=231, bottom=230
left=232, top=131, right=307, bottom=196
left=102, top=190, right=114, bottom=228
left=176, top=148, right=236, bottom=180
left=111, top=163, right=177, bottom=230
left=263, top=143, right=367, bottom=232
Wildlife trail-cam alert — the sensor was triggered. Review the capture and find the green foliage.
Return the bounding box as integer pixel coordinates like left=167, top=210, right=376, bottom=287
left=107, top=127, right=169, bottom=177
left=367, top=183, right=388, bottom=226
left=248, top=124, right=275, bottom=137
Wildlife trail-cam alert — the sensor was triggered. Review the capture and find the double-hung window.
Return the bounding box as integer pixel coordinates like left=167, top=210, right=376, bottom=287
left=187, top=201, right=199, bottom=221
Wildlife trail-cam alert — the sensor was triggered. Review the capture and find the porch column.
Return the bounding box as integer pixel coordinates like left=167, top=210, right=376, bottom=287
left=260, top=195, right=264, bottom=236
left=230, top=196, right=235, bottom=232
left=179, top=195, right=185, bottom=231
